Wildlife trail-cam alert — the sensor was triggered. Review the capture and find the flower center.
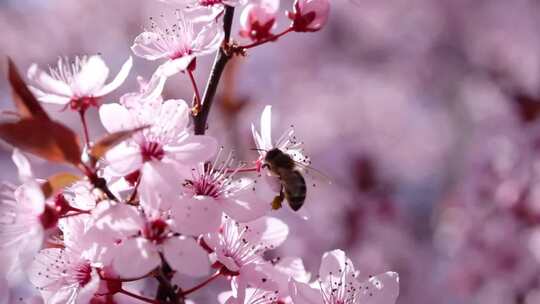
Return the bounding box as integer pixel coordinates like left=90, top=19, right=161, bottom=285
left=39, top=204, right=59, bottom=230
left=73, top=262, right=93, bottom=287
left=142, top=219, right=169, bottom=244
left=185, top=178, right=222, bottom=198
left=141, top=141, right=165, bottom=162
left=69, top=96, right=98, bottom=112
left=199, top=0, right=223, bottom=6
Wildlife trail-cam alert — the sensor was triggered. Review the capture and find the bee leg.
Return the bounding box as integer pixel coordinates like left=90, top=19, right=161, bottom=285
left=271, top=188, right=285, bottom=210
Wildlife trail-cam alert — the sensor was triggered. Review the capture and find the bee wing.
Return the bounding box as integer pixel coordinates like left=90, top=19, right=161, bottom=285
left=293, top=161, right=332, bottom=185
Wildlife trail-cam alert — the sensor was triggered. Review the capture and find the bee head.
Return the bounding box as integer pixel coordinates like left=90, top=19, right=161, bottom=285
left=264, top=148, right=282, bottom=162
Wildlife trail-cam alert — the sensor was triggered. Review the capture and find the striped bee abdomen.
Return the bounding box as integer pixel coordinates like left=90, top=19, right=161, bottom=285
left=281, top=170, right=307, bottom=211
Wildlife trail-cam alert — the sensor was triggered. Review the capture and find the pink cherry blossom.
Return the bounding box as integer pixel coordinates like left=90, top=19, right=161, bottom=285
left=218, top=277, right=280, bottom=304
left=27, top=55, right=132, bottom=111
left=239, top=0, right=279, bottom=42
left=287, top=0, right=329, bottom=32
left=158, top=0, right=245, bottom=22
left=289, top=250, right=400, bottom=304
left=204, top=216, right=288, bottom=288
left=99, top=97, right=217, bottom=181
left=0, top=182, right=49, bottom=280
left=170, top=149, right=270, bottom=236
left=91, top=202, right=210, bottom=279
left=28, top=216, right=101, bottom=304
left=131, top=11, right=223, bottom=78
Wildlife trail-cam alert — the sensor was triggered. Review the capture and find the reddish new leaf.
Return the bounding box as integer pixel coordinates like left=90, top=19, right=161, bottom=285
left=0, top=118, right=81, bottom=165
left=89, top=126, right=148, bottom=160
left=7, top=58, right=50, bottom=120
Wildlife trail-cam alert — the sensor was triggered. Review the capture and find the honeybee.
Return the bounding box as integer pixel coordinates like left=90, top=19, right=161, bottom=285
left=262, top=148, right=307, bottom=211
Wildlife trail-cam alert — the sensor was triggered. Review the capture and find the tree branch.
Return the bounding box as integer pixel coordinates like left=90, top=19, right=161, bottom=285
left=193, top=6, right=235, bottom=135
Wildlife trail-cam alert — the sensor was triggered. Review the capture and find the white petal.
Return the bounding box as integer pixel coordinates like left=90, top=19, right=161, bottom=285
left=358, top=272, right=400, bottom=304
left=28, top=248, right=68, bottom=290
left=170, top=196, right=222, bottom=236
left=260, top=105, right=273, bottom=150
left=12, top=149, right=33, bottom=181
left=140, top=72, right=167, bottom=101
left=244, top=216, right=288, bottom=249
left=193, top=21, right=224, bottom=54
left=105, top=143, right=143, bottom=177
left=165, top=134, right=217, bottom=164
left=72, top=55, right=109, bottom=96
left=221, top=188, right=270, bottom=223
left=156, top=57, right=195, bottom=77
left=157, top=99, right=190, bottom=134
left=131, top=32, right=170, bottom=60
left=14, top=181, right=45, bottom=214
left=318, top=249, right=355, bottom=280
left=99, top=103, right=134, bottom=133
left=29, top=85, right=72, bottom=104
left=96, top=56, right=133, bottom=96
left=139, top=162, right=182, bottom=214
left=273, top=257, right=311, bottom=295
left=111, top=238, right=160, bottom=278
left=163, top=236, right=210, bottom=277
left=289, top=280, right=323, bottom=304
left=27, top=64, right=72, bottom=97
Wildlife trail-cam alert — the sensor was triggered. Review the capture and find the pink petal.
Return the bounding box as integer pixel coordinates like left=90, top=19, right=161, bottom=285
left=27, top=64, right=72, bottom=97
left=170, top=196, right=222, bottom=236
left=131, top=32, right=170, bottom=60
left=156, top=57, right=196, bottom=77
left=221, top=187, right=270, bottom=223
left=96, top=57, right=133, bottom=96
left=260, top=106, right=273, bottom=150
left=236, top=263, right=278, bottom=294
left=318, top=249, right=356, bottom=280
left=111, top=238, right=160, bottom=278
left=105, top=143, right=143, bottom=177
left=289, top=280, right=323, bottom=304
left=163, top=236, right=210, bottom=277
left=12, top=149, right=33, bottom=181
left=29, top=86, right=72, bottom=104
left=273, top=257, right=311, bottom=295
left=98, top=103, right=135, bottom=133
left=139, top=162, right=182, bottom=214
left=244, top=217, right=289, bottom=249
left=193, top=21, right=225, bottom=54
left=158, top=99, right=190, bottom=134
left=165, top=134, right=217, bottom=165
left=72, top=55, right=109, bottom=96
left=28, top=248, right=68, bottom=291
left=358, top=272, right=400, bottom=304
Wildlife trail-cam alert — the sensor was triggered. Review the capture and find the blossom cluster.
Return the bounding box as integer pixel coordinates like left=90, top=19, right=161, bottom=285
left=0, top=0, right=400, bottom=303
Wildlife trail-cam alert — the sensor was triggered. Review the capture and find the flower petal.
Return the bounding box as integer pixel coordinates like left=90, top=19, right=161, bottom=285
left=170, top=196, right=222, bottom=236
left=29, top=86, right=72, bottom=104
left=96, top=56, right=133, bottom=96
left=244, top=216, right=289, bottom=249
left=110, top=238, right=160, bottom=278
left=27, top=64, right=72, bottom=97
left=358, top=272, right=400, bottom=304
left=165, top=134, right=217, bottom=164
left=72, top=55, right=109, bottom=96
left=193, top=21, right=224, bottom=54
left=260, top=105, right=272, bottom=150
left=105, top=143, right=143, bottom=176
left=318, top=249, right=355, bottom=280
left=156, top=57, right=195, bottom=77
left=131, top=32, right=170, bottom=60
left=99, top=103, right=135, bottom=133
left=289, top=280, right=323, bottom=304
left=163, top=236, right=210, bottom=277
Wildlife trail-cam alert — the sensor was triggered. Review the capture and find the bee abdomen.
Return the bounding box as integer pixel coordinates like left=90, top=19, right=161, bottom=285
left=282, top=170, right=306, bottom=211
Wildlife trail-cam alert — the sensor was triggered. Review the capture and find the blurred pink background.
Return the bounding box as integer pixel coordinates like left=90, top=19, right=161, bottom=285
left=3, top=0, right=540, bottom=303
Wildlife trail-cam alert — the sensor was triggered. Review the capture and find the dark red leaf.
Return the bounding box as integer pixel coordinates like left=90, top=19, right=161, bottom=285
left=0, top=118, right=81, bottom=165
left=7, top=58, right=50, bottom=120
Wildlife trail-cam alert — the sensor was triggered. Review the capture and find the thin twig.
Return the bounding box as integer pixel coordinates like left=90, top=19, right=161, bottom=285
left=193, top=6, right=235, bottom=135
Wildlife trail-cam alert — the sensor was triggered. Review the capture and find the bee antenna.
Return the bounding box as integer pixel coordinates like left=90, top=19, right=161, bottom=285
left=250, top=148, right=267, bottom=152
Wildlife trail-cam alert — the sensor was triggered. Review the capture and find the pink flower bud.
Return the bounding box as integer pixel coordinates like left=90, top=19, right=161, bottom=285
left=240, top=1, right=279, bottom=42
left=288, top=0, right=330, bottom=32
